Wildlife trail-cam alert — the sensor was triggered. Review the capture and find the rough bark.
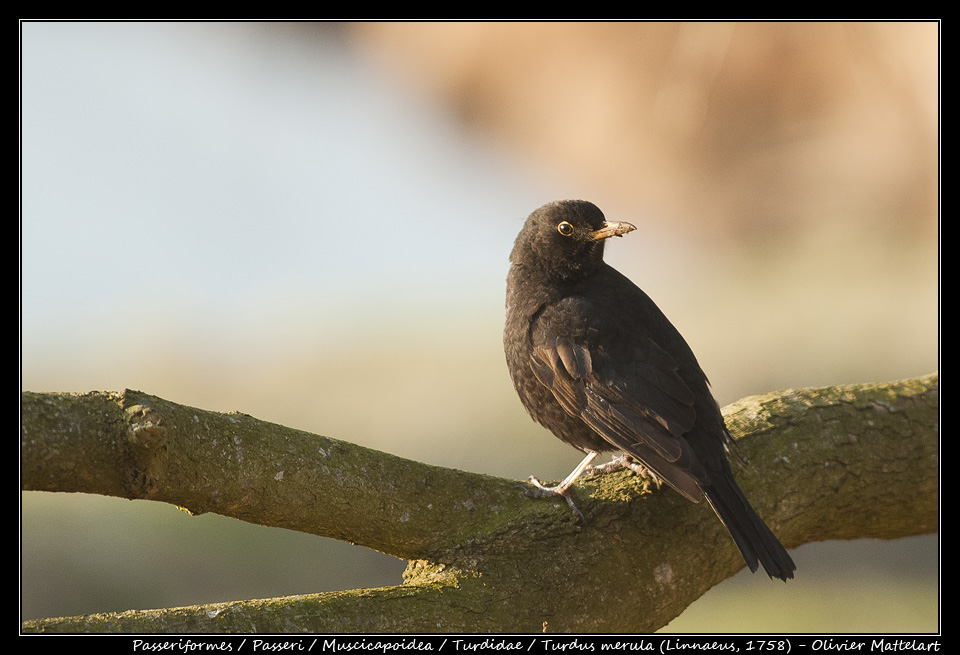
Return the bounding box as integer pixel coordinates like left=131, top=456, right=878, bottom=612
left=20, top=373, right=938, bottom=633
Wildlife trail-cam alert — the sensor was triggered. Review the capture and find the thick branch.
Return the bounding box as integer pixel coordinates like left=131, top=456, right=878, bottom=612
left=21, top=374, right=938, bottom=633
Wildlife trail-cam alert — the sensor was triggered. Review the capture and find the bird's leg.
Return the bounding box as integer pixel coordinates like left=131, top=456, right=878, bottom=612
left=585, top=453, right=662, bottom=488
left=524, top=451, right=598, bottom=524
left=526, top=451, right=598, bottom=496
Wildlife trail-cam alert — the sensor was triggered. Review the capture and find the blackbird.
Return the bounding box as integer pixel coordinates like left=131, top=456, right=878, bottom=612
left=504, top=199, right=795, bottom=581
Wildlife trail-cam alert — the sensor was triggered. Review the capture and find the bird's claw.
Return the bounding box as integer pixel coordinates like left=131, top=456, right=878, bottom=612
left=521, top=476, right=588, bottom=525
left=585, top=454, right=662, bottom=488
left=584, top=457, right=626, bottom=476
left=524, top=475, right=561, bottom=498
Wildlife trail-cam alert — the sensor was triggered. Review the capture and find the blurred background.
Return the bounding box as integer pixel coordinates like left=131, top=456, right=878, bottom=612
left=20, top=22, right=938, bottom=632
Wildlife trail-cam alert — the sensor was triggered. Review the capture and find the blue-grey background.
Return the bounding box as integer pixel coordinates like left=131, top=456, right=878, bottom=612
left=21, top=22, right=938, bottom=631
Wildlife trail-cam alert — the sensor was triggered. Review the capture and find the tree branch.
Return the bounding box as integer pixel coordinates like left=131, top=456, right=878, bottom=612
left=20, top=373, right=938, bottom=633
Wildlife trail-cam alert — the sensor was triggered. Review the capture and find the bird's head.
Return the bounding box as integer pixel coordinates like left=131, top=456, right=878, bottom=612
left=510, top=200, right=636, bottom=279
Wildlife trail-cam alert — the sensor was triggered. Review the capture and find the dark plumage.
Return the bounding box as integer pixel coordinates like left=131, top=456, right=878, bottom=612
left=504, top=199, right=795, bottom=581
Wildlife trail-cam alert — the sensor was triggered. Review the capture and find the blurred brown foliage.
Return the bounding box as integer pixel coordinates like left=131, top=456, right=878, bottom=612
left=356, top=22, right=937, bottom=239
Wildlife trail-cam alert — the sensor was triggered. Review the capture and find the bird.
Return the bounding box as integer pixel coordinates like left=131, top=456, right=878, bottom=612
left=503, top=199, right=796, bottom=581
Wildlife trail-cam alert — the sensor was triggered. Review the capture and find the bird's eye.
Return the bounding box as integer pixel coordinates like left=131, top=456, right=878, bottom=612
left=557, top=221, right=574, bottom=237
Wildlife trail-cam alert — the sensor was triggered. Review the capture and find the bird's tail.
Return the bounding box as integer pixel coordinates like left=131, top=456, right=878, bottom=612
left=702, top=474, right=796, bottom=581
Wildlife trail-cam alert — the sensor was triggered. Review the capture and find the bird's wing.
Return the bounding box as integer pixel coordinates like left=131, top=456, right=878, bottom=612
left=529, top=297, right=705, bottom=502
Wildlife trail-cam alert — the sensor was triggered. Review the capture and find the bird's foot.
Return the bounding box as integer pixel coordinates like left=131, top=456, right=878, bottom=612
left=521, top=476, right=587, bottom=525
left=519, top=452, right=597, bottom=525
left=584, top=455, right=628, bottom=476
left=524, top=475, right=574, bottom=498
left=585, top=454, right=662, bottom=488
